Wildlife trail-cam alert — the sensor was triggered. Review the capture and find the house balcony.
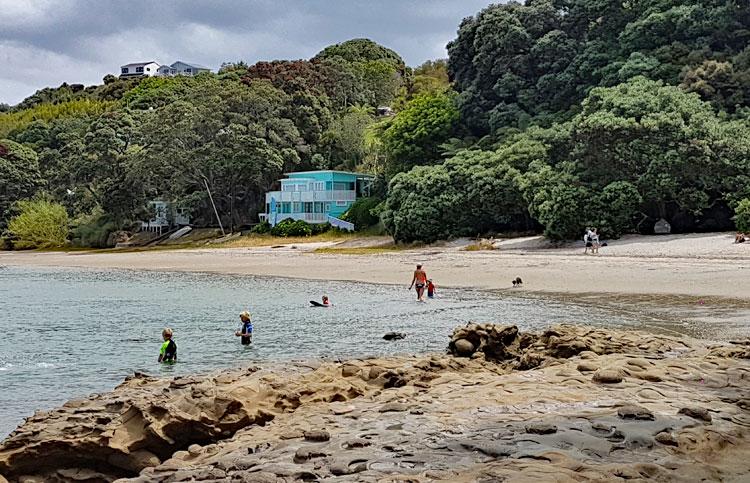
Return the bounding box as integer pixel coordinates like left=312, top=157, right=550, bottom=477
left=264, top=190, right=356, bottom=203
left=260, top=213, right=329, bottom=224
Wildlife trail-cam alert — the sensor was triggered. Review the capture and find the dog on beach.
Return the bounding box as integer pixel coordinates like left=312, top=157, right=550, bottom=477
left=512, top=277, right=523, bottom=287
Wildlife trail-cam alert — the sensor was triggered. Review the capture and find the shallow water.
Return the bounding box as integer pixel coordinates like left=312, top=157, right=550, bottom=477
left=0, top=265, right=736, bottom=437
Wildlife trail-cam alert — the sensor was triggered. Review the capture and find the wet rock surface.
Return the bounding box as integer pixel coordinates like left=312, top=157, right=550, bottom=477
left=1, top=324, right=749, bottom=482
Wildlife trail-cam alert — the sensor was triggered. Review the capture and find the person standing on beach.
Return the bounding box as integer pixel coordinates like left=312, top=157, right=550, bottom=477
left=235, top=311, right=253, bottom=345
left=410, top=264, right=428, bottom=302
left=158, top=328, right=177, bottom=363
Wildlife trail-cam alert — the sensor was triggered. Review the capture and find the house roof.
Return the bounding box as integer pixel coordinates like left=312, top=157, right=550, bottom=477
left=283, top=170, right=375, bottom=178
left=121, top=61, right=160, bottom=68
left=171, top=61, right=210, bottom=70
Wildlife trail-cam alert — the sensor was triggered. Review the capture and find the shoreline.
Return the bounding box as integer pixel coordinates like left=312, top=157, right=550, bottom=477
left=2, top=232, right=748, bottom=303
left=2, top=323, right=749, bottom=482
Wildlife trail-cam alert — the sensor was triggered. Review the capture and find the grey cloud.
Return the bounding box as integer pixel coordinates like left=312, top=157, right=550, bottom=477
left=0, top=0, right=496, bottom=105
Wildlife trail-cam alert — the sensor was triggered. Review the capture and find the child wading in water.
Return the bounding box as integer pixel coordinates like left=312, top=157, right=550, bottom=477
left=235, top=311, right=253, bottom=345
left=426, top=280, right=436, bottom=299
left=158, top=328, right=177, bottom=363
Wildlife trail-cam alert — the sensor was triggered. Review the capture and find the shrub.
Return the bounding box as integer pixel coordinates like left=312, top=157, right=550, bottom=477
left=309, top=222, right=331, bottom=235
left=7, top=198, right=69, bottom=249
left=734, top=198, right=750, bottom=232
left=251, top=220, right=271, bottom=234
left=270, top=218, right=313, bottom=237
left=71, top=211, right=117, bottom=248
left=341, top=196, right=381, bottom=230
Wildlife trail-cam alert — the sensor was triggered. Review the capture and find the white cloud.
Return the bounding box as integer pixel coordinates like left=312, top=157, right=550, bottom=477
left=0, top=0, right=497, bottom=105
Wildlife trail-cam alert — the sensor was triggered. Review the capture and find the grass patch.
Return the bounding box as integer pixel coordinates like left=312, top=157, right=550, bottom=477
left=216, top=231, right=361, bottom=248
left=464, top=239, right=497, bottom=251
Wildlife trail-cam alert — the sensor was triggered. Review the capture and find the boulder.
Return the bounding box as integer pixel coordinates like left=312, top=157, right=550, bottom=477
left=303, top=430, right=331, bottom=442
left=678, top=407, right=712, bottom=422
left=453, top=338, right=475, bottom=357
left=617, top=405, right=655, bottom=421
left=593, top=369, right=624, bottom=384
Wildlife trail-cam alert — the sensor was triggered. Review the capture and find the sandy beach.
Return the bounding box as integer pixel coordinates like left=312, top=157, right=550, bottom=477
left=2, top=232, right=748, bottom=301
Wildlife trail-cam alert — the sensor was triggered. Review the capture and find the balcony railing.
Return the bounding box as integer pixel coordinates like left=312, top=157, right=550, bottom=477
left=262, top=213, right=329, bottom=223
left=265, top=190, right=356, bottom=203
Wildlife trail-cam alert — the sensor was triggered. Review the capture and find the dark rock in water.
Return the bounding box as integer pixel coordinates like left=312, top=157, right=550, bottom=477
left=617, top=405, right=655, bottom=421
left=453, top=338, right=475, bottom=357
left=303, top=430, right=331, bottom=442
left=383, top=332, right=406, bottom=341
left=678, top=407, right=712, bottom=422
left=525, top=423, right=557, bottom=435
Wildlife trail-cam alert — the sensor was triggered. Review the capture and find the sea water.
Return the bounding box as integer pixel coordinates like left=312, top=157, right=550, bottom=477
left=0, top=265, right=723, bottom=436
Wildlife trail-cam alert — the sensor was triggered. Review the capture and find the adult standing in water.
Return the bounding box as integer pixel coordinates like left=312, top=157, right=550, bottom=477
left=409, top=264, right=428, bottom=302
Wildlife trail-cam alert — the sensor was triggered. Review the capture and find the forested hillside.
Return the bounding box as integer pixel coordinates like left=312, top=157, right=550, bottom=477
left=2, top=1, right=750, bottom=248
left=383, top=0, right=750, bottom=242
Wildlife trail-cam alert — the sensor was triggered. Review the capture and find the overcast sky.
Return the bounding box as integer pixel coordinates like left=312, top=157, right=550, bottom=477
left=0, top=0, right=497, bottom=105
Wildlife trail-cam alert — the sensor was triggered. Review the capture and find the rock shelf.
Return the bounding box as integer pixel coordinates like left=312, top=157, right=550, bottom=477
left=1, top=324, right=749, bottom=482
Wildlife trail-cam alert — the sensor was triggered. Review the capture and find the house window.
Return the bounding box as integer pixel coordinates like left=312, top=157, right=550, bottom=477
left=304, top=202, right=313, bottom=213
left=146, top=67, right=150, bottom=72
left=336, top=201, right=347, bottom=207
left=282, top=202, right=291, bottom=214
left=121, top=67, right=129, bottom=74
left=333, top=182, right=353, bottom=191
left=292, top=202, right=302, bottom=213
left=136, top=66, right=144, bottom=73
left=185, top=68, right=192, bottom=73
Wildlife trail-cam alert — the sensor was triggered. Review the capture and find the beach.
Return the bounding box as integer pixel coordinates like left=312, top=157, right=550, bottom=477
left=2, top=232, right=750, bottom=482
left=1, top=232, right=748, bottom=301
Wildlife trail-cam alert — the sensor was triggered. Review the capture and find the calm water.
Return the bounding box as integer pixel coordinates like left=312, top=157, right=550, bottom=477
left=0, top=265, right=724, bottom=437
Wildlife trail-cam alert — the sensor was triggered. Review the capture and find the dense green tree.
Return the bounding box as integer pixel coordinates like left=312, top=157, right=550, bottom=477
left=313, top=38, right=406, bottom=73
left=7, top=197, right=69, bottom=249
left=381, top=91, right=460, bottom=174
left=382, top=149, right=525, bottom=243
left=0, top=139, right=42, bottom=228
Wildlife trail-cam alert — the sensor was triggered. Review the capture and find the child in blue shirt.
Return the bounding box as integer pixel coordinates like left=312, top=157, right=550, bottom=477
left=235, top=311, right=253, bottom=345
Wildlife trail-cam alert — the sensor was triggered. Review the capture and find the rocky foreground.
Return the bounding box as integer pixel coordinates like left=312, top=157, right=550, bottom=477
left=1, top=325, right=749, bottom=483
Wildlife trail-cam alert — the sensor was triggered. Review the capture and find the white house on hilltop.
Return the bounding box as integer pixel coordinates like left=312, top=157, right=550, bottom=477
left=157, top=61, right=211, bottom=77
left=120, top=61, right=160, bottom=77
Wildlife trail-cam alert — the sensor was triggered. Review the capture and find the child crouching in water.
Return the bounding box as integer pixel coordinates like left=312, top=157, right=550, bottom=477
left=158, top=328, right=177, bottom=363
left=235, top=311, right=253, bottom=345
left=427, top=280, right=436, bottom=299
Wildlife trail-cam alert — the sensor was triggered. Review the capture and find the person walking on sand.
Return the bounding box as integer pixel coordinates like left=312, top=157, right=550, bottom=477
left=235, top=311, right=253, bottom=345
left=590, top=228, right=600, bottom=254
left=584, top=227, right=594, bottom=254
left=157, top=328, right=177, bottom=363
left=409, top=264, right=428, bottom=302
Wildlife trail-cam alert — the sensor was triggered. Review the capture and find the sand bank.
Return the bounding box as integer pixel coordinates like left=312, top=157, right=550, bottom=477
left=1, top=232, right=748, bottom=301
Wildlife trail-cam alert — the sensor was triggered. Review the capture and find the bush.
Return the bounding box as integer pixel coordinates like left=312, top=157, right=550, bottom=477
left=270, top=218, right=313, bottom=237
left=341, top=196, right=381, bottom=230
left=7, top=198, right=69, bottom=249
left=251, top=220, right=271, bottom=234
left=309, top=222, right=331, bottom=235
left=70, top=211, right=117, bottom=248
left=734, top=198, right=750, bottom=232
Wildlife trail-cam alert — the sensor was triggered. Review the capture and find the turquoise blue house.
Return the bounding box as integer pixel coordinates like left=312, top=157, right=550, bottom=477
left=260, top=170, right=374, bottom=230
